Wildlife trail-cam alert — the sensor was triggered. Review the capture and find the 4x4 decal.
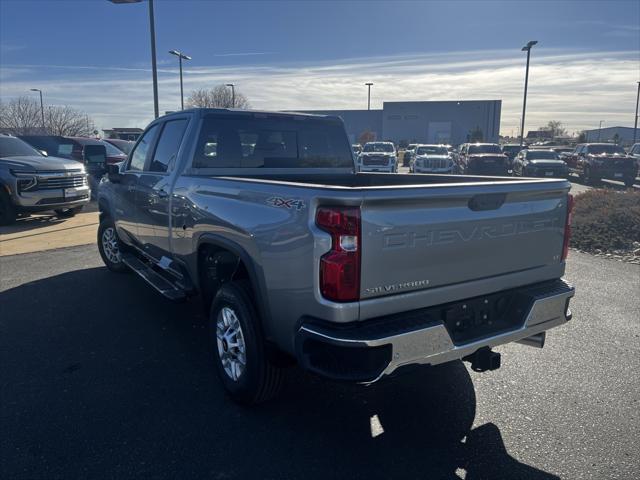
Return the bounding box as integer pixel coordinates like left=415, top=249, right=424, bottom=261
left=266, top=197, right=306, bottom=210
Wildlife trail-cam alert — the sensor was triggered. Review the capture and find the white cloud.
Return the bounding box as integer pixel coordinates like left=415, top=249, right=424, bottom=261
left=0, top=48, right=638, bottom=135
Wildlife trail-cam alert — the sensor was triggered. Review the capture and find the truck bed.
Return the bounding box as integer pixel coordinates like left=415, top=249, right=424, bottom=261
left=213, top=171, right=562, bottom=189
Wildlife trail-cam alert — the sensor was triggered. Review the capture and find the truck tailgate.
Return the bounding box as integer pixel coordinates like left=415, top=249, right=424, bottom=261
left=360, top=181, right=570, bottom=299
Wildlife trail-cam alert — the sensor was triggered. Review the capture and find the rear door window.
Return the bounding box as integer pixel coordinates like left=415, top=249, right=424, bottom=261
left=128, top=125, right=159, bottom=171
left=148, top=119, right=188, bottom=173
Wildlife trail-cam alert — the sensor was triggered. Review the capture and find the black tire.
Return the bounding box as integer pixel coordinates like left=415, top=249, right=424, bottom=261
left=54, top=205, right=83, bottom=218
left=210, top=280, right=284, bottom=405
left=583, top=166, right=597, bottom=185
left=0, top=188, right=16, bottom=226
left=97, top=217, right=129, bottom=273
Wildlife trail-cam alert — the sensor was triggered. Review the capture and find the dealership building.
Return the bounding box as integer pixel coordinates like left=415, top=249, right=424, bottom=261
left=582, top=126, right=637, bottom=147
left=302, top=99, right=502, bottom=146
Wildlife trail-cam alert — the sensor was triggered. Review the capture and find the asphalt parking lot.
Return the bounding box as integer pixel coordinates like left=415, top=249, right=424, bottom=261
left=1, top=241, right=639, bottom=479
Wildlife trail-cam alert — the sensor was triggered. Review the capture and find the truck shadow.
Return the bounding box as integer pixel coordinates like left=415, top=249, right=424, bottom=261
left=1, top=266, right=558, bottom=479
left=0, top=202, right=98, bottom=237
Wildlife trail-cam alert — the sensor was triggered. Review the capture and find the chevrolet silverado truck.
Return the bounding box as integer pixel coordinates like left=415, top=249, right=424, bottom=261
left=97, top=109, right=575, bottom=404
left=357, top=141, right=398, bottom=172
left=565, top=143, right=638, bottom=187
left=457, top=143, right=509, bottom=176
left=0, top=134, right=90, bottom=225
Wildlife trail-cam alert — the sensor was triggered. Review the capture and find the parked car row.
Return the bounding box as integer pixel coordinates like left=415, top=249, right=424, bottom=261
left=0, top=134, right=133, bottom=225
left=353, top=140, right=638, bottom=186
left=503, top=142, right=637, bottom=185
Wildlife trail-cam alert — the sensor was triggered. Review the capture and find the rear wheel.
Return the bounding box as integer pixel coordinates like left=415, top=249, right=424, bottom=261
left=210, top=280, right=284, bottom=404
left=54, top=205, right=83, bottom=218
left=0, top=189, right=16, bottom=226
left=97, top=217, right=129, bottom=273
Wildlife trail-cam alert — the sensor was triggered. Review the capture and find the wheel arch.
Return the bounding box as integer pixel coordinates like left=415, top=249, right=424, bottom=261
left=195, top=234, right=273, bottom=339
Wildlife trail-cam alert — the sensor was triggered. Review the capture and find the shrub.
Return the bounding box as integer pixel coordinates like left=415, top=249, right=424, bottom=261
left=570, top=189, right=640, bottom=252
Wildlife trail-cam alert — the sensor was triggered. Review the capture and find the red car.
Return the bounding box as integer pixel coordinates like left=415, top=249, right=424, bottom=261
left=66, top=137, right=127, bottom=165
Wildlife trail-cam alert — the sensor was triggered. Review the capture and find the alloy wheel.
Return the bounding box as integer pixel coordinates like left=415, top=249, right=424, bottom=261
left=216, top=306, right=247, bottom=382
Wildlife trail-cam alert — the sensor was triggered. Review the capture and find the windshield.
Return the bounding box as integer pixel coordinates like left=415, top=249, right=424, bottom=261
left=0, top=137, right=40, bottom=157
left=589, top=145, right=625, bottom=155
left=107, top=140, right=133, bottom=154
left=363, top=143, right=394, bottom=153
left=528, top=150, right=559, bottom=160
left=416, top=146, right=447, bottom=156
left=101, top=140, right=126, bottom=156
left=468, top=144, right=502, bottom=154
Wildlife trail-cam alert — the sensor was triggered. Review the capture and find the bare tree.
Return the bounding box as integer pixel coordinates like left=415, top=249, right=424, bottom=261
left=0, top=96, right=96, bottom=136
left=545, top=120, right=567, bottom=138
left=357, top=130, right=376, bottom=145
left=0, top=96, right=43, bottom=135
left=186, top=85, right=250, bottom=109
left=46, top=106, right=96, bottom=136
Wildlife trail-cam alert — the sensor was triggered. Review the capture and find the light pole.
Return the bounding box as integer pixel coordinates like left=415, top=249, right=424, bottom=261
left=110, top=0, right=159, bottom=118
left=634, top=82, right=639, bottom=144
left=598, top=120, right=604, bottom=141
left=169, top=50, right=191, bottom=110
left=30, top=88, right=45, bottom=133
left=226, top=84, right=235, bottom=108
left=519, top=40, right=537, bottom=148
left=365, top=82, right=373, bottom=110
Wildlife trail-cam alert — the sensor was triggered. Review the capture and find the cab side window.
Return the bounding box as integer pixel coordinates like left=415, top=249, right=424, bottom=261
left=128, top=125, right=159, bottom=171
left=148, top=119, right=188, bottom=173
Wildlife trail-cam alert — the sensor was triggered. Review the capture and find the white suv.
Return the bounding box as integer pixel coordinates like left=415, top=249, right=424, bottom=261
left=357, top=142, right=397, bottom=173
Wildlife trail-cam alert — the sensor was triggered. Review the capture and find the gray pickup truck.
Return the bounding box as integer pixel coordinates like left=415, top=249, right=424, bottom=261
left=98, top=108, right=575, bottom=404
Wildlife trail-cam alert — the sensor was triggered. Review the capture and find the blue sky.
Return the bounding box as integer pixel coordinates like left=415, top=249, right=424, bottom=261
left=1, top=0, right=639, bottom=134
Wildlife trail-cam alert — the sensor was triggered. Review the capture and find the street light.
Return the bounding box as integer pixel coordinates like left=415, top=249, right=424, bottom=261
left=109, top=0, right=159, bottom=119
left=169, top=49, right=191, bottom=110
left=365, top=82, right=373, bottom=110
left=519, top=40, right=538, bottom=148
left=598, top=120, right=604, bottom=141
left=226, top=84, right=235, bottom=108
left=633, top=82, right=640, bottom=144
left=30, top=88, right=45, bottom=133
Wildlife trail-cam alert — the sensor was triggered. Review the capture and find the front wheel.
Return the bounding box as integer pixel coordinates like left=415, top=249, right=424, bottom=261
left=0, top=189, right=16, bottom=226
left=210, top=281, right=284, bottom=404
left=97, top=218, right=129, bottom=273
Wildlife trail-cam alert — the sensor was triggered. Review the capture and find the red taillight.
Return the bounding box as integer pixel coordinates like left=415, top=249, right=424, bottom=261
left=316, top=206, right=361, bottom=302
left=561, top=194, right=574, bottom=261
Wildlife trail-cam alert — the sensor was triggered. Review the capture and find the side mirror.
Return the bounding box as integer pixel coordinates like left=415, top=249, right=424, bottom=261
left=38, top=149, right=48, bottom=157
left=83, top=144, right=107, bottom=165
left=107, top=162, right=122, bottom=183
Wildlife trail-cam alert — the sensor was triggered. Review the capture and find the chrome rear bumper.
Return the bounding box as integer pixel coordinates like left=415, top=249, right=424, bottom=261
left=297, top=279, right=574, bottom=383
